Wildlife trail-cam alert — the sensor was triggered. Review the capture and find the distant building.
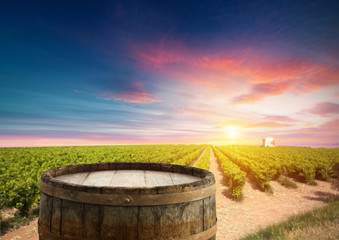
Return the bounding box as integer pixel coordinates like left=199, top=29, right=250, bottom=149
left=262, top=137, right=276, bottom=147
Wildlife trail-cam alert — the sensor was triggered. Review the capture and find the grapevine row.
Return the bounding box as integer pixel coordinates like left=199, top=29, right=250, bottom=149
left=216, top=146, right=276, bottom=191
left=0, top=144, right=205, bottom=214
left=172, top=145, right=207, bottom=166
left=212, top=146, right=246, bottom=200
left=235, top=145, right=339, bottom=184
left=194, top=146, right=211, bottom=170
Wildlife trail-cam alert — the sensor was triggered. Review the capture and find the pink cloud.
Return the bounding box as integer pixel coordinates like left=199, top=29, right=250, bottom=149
left=319, top=118, right=339, bottom=131
left=247, top=59, right=320, bottom=84
left=101, top=81, right=161, bottom=103
left=263, top=115, right=297, bottom=123
left=0, top=135, right=133, bottom=147
left=301, top=67, right=339, bottom=90
left=232, top=80, right=294, bottom=103
left=102, top=91, right=161, bottom=103
left=129, top=40, right=339, bottom=103
left=306, top=102, right=339, bottom=117
left=292, top=118, right=339, bottom=137
left=176, top=108, right=215, bottom=117
left=276, top=137, right=339, bottom=148
left=221, top=117, right=293, bottom=129
left=0, top=134, right=208, bottom=148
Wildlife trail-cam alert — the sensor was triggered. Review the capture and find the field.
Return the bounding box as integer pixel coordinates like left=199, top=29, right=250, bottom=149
left=214, top=145, right=339, bottom=199
left=1, top=144, right=207, bottom=214
left=1, top=144, right=338, bottom=239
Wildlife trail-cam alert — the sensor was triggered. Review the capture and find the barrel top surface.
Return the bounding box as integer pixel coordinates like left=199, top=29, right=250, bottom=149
left=54, top=170, right=201, bottom=188
left=40, top=162, right=215, bottom=206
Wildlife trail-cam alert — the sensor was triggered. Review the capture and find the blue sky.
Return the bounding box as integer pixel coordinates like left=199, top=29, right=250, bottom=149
left=1, top=0, right=339, bottom=147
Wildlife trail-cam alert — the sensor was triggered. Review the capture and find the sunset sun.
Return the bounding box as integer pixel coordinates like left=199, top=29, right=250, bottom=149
left=225, top=126, right=239, bottom=139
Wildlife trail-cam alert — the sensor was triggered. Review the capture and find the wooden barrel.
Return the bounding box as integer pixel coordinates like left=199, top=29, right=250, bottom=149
left=39, top=162, right=217, bottom=240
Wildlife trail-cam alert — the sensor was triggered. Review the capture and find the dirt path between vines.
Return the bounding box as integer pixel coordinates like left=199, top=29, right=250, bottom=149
left=1, top=148, right=338, bottom=240
left=209, top=147, right=338, bottom=240
left=191, top=147, right=207, bottom=167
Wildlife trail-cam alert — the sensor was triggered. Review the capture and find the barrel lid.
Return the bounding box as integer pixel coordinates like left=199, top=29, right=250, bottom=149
left=40, top=162, right=215, bottom=206
left=54, top=170, right=201, bottom=188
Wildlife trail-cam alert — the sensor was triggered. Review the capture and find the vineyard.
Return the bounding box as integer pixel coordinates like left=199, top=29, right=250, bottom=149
left=1, top=144, right=338, bottom=215
left=0, top=144, right=207, bottom=214
left=214, top=145, right=339, bottom=199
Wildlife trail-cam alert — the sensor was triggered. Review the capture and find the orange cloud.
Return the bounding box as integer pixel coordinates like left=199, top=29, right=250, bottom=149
left=232, top=80, right=294, bottom=103
left=245, top=121, right=293, bottom=128
left=301, top=67, right=339, bottom=90
left=129, top=40, right=339, bottom=102
left=220, top=117, right=293, bottom=129
left=248, top=59, right=320, bottom=84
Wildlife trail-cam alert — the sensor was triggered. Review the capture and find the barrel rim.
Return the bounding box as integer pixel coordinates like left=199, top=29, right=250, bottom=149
left=40, top=162, right=215, bottom=195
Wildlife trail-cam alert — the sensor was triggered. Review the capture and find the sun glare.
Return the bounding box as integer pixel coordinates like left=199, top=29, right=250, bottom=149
left=226, top=126, right=239, bottom=139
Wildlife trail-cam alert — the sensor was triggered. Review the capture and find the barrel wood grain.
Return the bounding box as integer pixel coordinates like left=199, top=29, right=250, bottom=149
left=53, top=170, right=201, bottom=188
left=39, top=162, right=217, bottom=240
left=61, top=199, right=83, bottom=239
left=39, top=192, right=52, bottom=232
left=82, top=170, right=115, bottom=186
left=110, top=170, right=146, bottom=187
left=83, top=203, right=100, bottom=239
left=55, top=172, right=89, bottom=185
left=101, top=206, right=139, bottom=239
left=145, top=171, right=173, bottom=187
left=170, top=172, right=201, bottom=185
left=51, top=198, right=62, bottom=235
left=204, top=195, right=217, bottom=240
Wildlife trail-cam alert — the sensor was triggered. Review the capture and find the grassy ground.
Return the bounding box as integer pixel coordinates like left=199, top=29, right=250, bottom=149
left=0, top=208, right=39, bottom=235
left=277, top=176, right=298, bottom=189
left=240, top=198, right=339, bottom=240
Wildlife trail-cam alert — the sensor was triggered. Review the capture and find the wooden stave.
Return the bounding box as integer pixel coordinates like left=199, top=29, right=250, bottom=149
left=39, top=162, right=217, bottom=240
left=39, top=180, right=216, bottom=206
left=39, top=192, right=216, bottom=240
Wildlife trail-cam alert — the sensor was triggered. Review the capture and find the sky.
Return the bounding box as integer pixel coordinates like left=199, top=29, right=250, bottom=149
left=1, top=0, right=339, bottom=148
